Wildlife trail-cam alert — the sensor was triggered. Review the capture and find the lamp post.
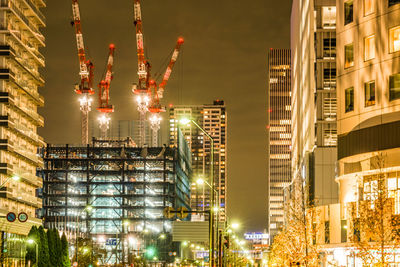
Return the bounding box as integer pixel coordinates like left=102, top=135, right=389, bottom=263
left=27, top=239, right=38, bottom=266
left=179, top=118, right=215, bottom=267
left=218, top=222, right=240, bottom=267
left=75, top=205, right=93, bottom=265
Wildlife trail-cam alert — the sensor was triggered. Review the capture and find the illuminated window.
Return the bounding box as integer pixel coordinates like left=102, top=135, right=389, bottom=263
left=345, top=87, right=354, bottom=113
left=389, top=26, right=400, bottom=53
left=344, top=1, right=353, bottom=25
left=322, top=7, right=336, bottom=29
left=344, top=44, right=354, bottom=68
left=389, top=0, right=400, bottom=7
left=364, top=0, right=373, bottom=16
left=364, top=81, right=375, bottom=107
left=389, top=73, right=400, bottom=101
left=323, top=38, right=336, bottom=58
left=364, top=35, right=375, bottom=61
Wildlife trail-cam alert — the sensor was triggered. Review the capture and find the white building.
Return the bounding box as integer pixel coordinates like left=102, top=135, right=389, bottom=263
left=290, top=0, right=338, bottom=207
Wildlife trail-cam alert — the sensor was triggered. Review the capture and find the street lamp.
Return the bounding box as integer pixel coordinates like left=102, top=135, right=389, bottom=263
left=0, top=175, right=20, bottom=189
left=179, top=117, right=216, bottom=266
left=27, top=239, right=38, bottom=266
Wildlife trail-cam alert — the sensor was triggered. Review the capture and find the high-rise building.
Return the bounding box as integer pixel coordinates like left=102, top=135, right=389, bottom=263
left=336, top=0, right=400, bottom=216
left=41, top=138, right=191, bottom=265
left=267, top=49, right=291, bottom=241
left=289, top=0, right=338, bottom=207
left=169, top=100, right=227, bottom=221
left=0, top=0, right=45, bottom=265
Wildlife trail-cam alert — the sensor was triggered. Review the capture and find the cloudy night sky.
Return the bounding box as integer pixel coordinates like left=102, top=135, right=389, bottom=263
left=40, top=0, right=292, bottom=231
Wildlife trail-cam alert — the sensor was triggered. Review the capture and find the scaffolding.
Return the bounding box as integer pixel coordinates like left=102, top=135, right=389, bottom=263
left=40, top=137, right=191, bottom=265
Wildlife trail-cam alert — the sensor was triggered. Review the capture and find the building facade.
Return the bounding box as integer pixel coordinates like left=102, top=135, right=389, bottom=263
left=0, top=0, right=45, bottom=265
left=169, top=100, right=227, bottom=221
left=287, top=1, right=400, bottom=265
left=267, top=48, right=291, bottom=241
left=290, top=0, right=338, bottom=207
left=336, top=0, right=400, bottom=233
left=41, top=137, right=191, bottom=265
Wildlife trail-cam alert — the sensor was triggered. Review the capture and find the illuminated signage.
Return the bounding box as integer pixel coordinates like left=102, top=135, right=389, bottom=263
left=244, top=232, right=269, bottom=241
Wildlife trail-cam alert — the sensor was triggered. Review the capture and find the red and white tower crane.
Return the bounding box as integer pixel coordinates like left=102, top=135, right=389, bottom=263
left=132, top=0, right=151, bottom=146
left=148, top=37, right=184, bottom=146
left=97, top=44, right=116, bottom=139
left=71, top=0, right=94, bottom=145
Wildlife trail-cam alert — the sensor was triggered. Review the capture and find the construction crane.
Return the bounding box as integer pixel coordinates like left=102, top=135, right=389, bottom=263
left=132, top=0, right=151, bottom=147
left=97, top=44, right=116, bottom=139
left=71, top=0, right=94, bottom=145
left=148, top=37, right=184, bottom=146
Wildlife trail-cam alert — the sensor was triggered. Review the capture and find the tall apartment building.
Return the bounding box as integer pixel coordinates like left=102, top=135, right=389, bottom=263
left=0, top=0, right=46, bottom=265
left=289, top=0, right=338, bottom=207
left=267, top=49, right=291, bottom=241
left=336, top=0, right=400, bottom=219
left=169, top=100, right=227, bottom=220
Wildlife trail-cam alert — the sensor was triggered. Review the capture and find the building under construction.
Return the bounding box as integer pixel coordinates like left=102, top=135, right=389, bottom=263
left=40, top=135, right=191, bottom=265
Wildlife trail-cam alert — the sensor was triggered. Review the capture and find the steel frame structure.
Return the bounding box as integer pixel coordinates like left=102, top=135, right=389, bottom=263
left=40, top=138, right=191, bottom=265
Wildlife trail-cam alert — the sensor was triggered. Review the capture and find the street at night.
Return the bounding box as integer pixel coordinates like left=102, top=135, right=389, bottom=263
left=0, top=0, right=400, bottom=266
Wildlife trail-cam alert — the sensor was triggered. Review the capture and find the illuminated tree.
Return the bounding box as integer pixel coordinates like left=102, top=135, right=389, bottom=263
left=269, top=176, right=320, bottom=266
left=348, top=153, right=400, bottom=265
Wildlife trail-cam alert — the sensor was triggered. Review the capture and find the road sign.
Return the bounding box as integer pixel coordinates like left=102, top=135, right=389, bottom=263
left=106, top=238, right=117, bottom=246
left=18, top=212, right=28, bottom=223
left=163, top=207, right=175, bottom=219
left=6, top=212, right=16, bottom=222
left=176, top=207, right=188, bottom=219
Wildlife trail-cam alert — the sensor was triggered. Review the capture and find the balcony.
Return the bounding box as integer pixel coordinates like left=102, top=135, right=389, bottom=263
left=12, top=54, right=45, bottom=85
left=0, top=0, right=45, bottom=46
left=13, top=166, right=42, bottom=187
left=0, top=68, right=15, bottom=80
left=0, top=90, right=44, bottom=127
left=0, top=26, right=45, bottom=67
left=22, top=0, right=46, bottom=26
left=0, top=187, right=42, bottom=208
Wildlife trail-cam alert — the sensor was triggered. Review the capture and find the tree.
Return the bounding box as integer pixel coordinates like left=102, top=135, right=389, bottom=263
left=53, top=229, right=62, bottom=267
left=26, top=226, right=39, bottom=266
left=38, top=226, right=50, bottom=267
left=269, top=175, right=320, bottom=266
left=47, top=229, right=57, bottom=267
left=348, top=153, right=400, bottom=265
left=61, top=233, right=71, bottom=267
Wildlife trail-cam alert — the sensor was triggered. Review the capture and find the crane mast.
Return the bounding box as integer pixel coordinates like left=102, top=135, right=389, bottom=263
left=72, top=0, right=94, bottom=145
left=132, top=0, right=151, bottom=146
left=148, top=38, right=184, bottom=146
left=97, top=44, right=116, bottom=139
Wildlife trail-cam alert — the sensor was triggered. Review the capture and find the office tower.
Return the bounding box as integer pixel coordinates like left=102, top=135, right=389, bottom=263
left=267, top=49, right=291, bottom=242
left=169, top=100, right=227, bottom=221
left=336, top=0, right=400, bottom=213
left=290, top=0, right=338, bottom=206
left=0, top=1, right=45, bottom=265
left=41, top=137, right=191, bottom=265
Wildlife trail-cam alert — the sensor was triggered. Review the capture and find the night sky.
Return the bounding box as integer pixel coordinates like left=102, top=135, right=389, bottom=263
left=39, top=0, right=292, bottom=232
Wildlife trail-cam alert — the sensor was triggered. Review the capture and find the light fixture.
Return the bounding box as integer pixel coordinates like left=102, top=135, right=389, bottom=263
left=179, top=118, right=191, bottom=125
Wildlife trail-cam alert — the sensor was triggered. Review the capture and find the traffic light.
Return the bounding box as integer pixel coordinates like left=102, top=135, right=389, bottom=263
left=224, top=235, right=230, bottom=249
left=145, top=246, right=157, bottom=259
